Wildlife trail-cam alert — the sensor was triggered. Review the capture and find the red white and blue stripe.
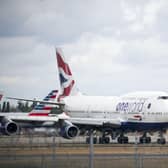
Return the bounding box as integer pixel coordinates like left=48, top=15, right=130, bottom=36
left=29, top=90, right=58, bottom=116
left=0, top=94, right=3, bottom=101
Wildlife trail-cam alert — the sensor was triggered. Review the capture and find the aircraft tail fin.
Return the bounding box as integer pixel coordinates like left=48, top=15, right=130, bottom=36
left=29, top=90, right=58, bottom=116
left=0, top=92, right=3, bottom=101
left=56, top=48, right=81, bottom=100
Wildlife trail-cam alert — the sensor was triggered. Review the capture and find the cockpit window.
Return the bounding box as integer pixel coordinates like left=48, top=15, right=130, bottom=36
left=158, top=96, right=168, bottom=100
left=147, top=103, right=151, bottom=109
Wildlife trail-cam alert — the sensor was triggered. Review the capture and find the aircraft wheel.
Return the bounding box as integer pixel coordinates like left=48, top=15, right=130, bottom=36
left=86, top=137, right=90, bottom=144
left=139, top=137, right=143, bottom=144
left=123, top=136, right=129, bottom=144
left=99, top=137, right=103, bottom=144
left=93, top=137, right=97, bottom=144
left=99, top=137, right=110, bottom=144
left=146, top=137, right=151, bottom=143
left=157, top=138, right=166, bottom=145
left=104, top=137, right=110, bottom=144
left=117, top=137, right=122, bottom=144
left=139, top=137, right=146, bottom=144
left=117, top=136, right=128, bottom=144
left=86, top=137, right=97, bottom=144
left=139, top=136, right=151, bottom=144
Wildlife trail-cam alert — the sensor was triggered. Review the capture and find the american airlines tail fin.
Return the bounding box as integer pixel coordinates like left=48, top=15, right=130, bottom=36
left=0, top=92, right=3, bottom=101
left=56, top=48, right=81, bottom=100
left=29, top=90, right=58, bottom=116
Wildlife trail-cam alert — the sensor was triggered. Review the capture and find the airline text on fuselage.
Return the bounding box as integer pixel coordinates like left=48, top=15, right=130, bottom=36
left=116, top=100, right=146, bottom=113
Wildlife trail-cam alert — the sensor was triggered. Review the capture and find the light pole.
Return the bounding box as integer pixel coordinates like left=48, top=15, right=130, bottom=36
left=89, top=129, right=94, bottom=168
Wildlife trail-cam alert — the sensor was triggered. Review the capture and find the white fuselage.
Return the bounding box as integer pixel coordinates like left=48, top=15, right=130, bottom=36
left=63, top=91, right=168, bottom=125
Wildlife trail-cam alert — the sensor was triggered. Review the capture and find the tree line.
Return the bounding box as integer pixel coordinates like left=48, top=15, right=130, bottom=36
left=0, top=101, right=62, bottom=114
left=0, top=101, right=36, bottom=112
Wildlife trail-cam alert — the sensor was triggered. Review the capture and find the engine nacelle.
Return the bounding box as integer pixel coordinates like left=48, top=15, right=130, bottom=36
left=59, top=120, right=79, bottom=139
left=0, top=117, right=19, bottom=135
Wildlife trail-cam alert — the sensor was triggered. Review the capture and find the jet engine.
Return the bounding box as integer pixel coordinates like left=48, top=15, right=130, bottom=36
left=59, top=120, right=79, bottom=139
left=0, top=117, right=19, bottom=135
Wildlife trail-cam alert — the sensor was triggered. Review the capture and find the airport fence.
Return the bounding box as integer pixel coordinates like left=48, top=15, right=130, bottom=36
left=0, top=134, right=168, bottom=168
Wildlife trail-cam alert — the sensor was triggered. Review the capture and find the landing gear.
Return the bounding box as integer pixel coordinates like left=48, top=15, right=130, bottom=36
left=139, top=133, right=151, bottom=144
left=86, top=136, right=110, bottom=144
left=85, top=129, right=111, bottom=144
left=157, top=138, right=166, bottom=144
left=117, top=134, right=129, bottom=144
left=86, top=136, right=97, bottom=144
left=99, top=136, right=110, bottom=144
left=97, top=130, right=111, bottom=144
left=139, top=136, right=151, bottom=144
left=157, top=131, right=166, bottom=144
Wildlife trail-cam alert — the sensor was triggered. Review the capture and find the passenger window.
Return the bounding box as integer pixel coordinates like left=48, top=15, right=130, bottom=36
left=147, top=103, right=151, bottom=109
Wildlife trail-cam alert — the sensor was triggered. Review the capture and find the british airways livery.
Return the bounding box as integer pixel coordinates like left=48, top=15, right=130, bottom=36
left=54, top=49, right=168, bottom=144
left=3, top=48, right=168, bottom=144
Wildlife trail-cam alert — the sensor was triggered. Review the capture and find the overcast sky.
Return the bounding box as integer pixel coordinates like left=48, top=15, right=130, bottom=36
left=1, top=0, right=168, bottom=101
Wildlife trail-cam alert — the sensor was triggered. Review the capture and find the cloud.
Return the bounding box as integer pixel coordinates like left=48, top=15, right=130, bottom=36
left=0, top=0, right=168, bottom=100
left=59, top=31, right=168, bottom=95
left=0, top=36, right=59, bottom=98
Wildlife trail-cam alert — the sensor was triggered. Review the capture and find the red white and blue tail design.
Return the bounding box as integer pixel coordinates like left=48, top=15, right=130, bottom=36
left=29, top=90, right=58, bottom=116
left=56, top=48, right=81, bottom=100
left=0, top=92, right=3, bottom=101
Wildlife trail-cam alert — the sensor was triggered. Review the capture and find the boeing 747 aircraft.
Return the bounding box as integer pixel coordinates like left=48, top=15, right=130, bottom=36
left=54, top=49, right=168, bottom=144
left=4, top=49, right=168, bottom=144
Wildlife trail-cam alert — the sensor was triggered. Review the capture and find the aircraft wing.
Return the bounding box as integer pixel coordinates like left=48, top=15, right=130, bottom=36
left=6, top=97, right=64, bottom=106
left=69, top=117, right=121, bottom=128
left=8, top=115, right=59, bottom=122
left=0, top=114, right=121, bottom=127
left=0, top=109, right=121, bottom=125
left=0, top=112, right=69, bottom=123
